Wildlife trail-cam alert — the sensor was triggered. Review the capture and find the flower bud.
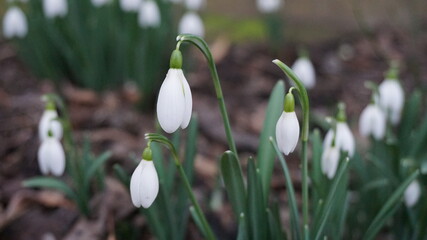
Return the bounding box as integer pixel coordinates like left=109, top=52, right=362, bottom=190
left=291, top=55, right=315, bottom=89
left=359, top=103, right=386, bottom=140
left=2, top=7, right=28, bottom=39
left=321, top=144, right=339, bottom=179
left=39, top=103, right=63, bottom=141
left=404, top=180, right=421, bottom=208
left=378, top=77, right=404, bottom=125
left=38, top=136, right=66, bottom=176
left=275, top=93, right=299, bottom=155
left=138, top=0, right=161, bottom=28
left=43, top=0, right=68, bottom=19
left=178, top=12, right=204, bottom=37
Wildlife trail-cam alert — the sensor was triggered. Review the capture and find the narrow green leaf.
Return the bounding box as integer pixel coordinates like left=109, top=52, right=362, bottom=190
left=270, top=138, right=301, bottom=240
left=237, top=213, right=248, bottom=240
left=399, top=91, right=421, bottom=154
left=23, top=177, right=77, bottom=200
left=267, top=203, right=287, bottom=240
left=190, top=206, right=207, bottom=238
left=84, top=151, right=112, bottom=183
left=220, top=150, right=246, bottom=219
left=257, top=80, right=285, bottom=201
left=363, top=170, right=420, bottom=240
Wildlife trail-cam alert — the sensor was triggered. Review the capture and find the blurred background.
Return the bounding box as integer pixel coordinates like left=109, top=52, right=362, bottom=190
left=1, top=0, right=427, bottom=239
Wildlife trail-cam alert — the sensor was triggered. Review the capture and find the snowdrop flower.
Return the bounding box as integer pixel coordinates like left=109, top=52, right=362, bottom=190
left=91, top=0, right=110, bottom=7
left=185, top=0, right=205, bottom=11
left=292, top=53, right=316, bottom=89
left=323, top=106, right=355, bottom=157
left=2, top=7, right=28, bottom=39
left=39, top=102, right=63, bottom=141
left=43, top=0, right=68, bottom=19
left=404, top=180, right=421, bottom=208
left=157, top=49, right=192, bottom=133
left=38, top=132, right=66, bottom=176
left=321, top=144, right=339, bottom=179
left=256, top=0, right=282, bottom=13
left=275, top=92, right=300, bottom=155
left=120, top=0, right=141, bottom=12
left=178, top=12, right=204, bottom=37
left=130, top=147, right=159, bottom=208
left=138, top=0, right=161, bottom=28
left=359, top=103, right=386, bottom=140
left=378, top=67, right=404, bottom=125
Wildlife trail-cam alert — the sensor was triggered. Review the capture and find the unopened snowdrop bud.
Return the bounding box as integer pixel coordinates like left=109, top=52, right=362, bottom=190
left=275, top=92, right=300, bottom=155
left=39, top=101, right=63, bottom=141
left=323, top=105, right=355, bottom=157
left=291, top=51, right=316, bottom=89
left=43, top=0, right=68, bottom=19
left=130, top=147, right=159, bottom=208
left=138, top=0, right=161, bottom=28
left=120, top=0, right=141, bottom=12
left=185, top=0, right=205, bottom=11
left=404, top=180, right=421, bottom=208
left=2, top=7, right=28, bottom=39
left=359, top=103, right=386, bottom=140
left=321, top=144, right=339, bottom=179
left=178, top=12, right=204, bottom=37
left=378, top=67, right=404, bottom=125
left=157, top=49, right=192, bottom=133
left=91, top=0, right=110, bottom=7
left=256, top=0, right=282, bottom=13
left=38, top=131, right=66, bottom=176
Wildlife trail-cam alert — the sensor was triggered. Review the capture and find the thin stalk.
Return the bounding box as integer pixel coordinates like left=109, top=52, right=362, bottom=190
left=175, top=34, right=238, bottom=158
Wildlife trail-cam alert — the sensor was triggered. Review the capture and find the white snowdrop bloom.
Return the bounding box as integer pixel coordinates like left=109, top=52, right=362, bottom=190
left=91, top=0, right=110, bottom=7
left=185, top=0, right=205, bottom=11
left=120, top=0, right=141, bottom=12
left=256, top=0, right=281, bottom=13
left=43, top=0, right=68, bottom=19
left=323, top=122, right=355, bottom=157
left=404, top=180, right=421, bottom=208
left=2, top=7, right=28, bottom=39
left=38, top=136, right=66, bottom=176
left=378, top=78, right=404, bottom=125
left=157, top=68, right=192, bottom=133
left=275, top=111, right=299, bottom=155
left=359, top=104, right=386, bottom=140
left=178, top=12, right=204, bottom=37
left=130, top=156, right=159, bottom=208
left=321, top=144, right=340, bottom=179
left=292, top=57, right=316, bottom=89
left=138, top=0, right=161, bottom=28
left=39, top=109, right=63, bottom=141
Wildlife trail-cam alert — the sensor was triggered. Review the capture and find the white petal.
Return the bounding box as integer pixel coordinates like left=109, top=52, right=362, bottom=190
left=404, top=180, right=421, bottom=208
left=275, top=112, right=300, bottom=155
left=157, top=69, right=186, bottom=133
left=120, top=0, right=141, bottom=12
left=185, top=0, right=205, bottom=11
left=3, top=7, right=28, bottom=39
left=178, top=12, right=204, bottom=37
left=179, top=71, right=193, bottom=129
left=38, top=138, right=65, bottom=176
left=43, top=0, right=68, bottom=18
left=256, top=0, right=282, bottom=13
left=138, top=0, right=161, bottom=28
left=39, top=110, right=63, bottom=141
left=291, top=57, right=316, bottom=89
left=378, top=79, right=404, bottom=125
left=130, top=160, right=159, bottom=208
left=359, top=104, right=386, bottom=140
left=321, top=146, right=340, bottom=179
left=323, top=129, right=333, bottom=150
left=336, top=123, right=355, bottom=156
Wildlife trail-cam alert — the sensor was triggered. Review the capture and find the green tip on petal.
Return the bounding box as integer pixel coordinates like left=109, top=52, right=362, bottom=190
left=385, top=61, right=399, bottom=80
left=284, top=92, right=295, bottom=112
left=142, top=146, right=153, bottom=161
left=336, top=102, right=346, bottom=122
left=298, top=47, right=309, bottom=58
left=170, top=49, right=183, bottom=69
left=45, top=101, right=56, bottom=110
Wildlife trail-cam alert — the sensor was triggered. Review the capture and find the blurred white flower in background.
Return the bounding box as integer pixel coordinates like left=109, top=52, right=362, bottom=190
left=256, top=0, right=282, bottom=13
left=185, top=0, right=205, bottom=11
left=292, top=55, right=316, bottom=89
left=120, top=0, right=141, bottom=12
left=91, top=0, right=111, bottom=8
left=378, top=78, right=404, bottom=125
left=323, top=122, right=355, bottom=157
left=178, top=12, right=204, bottom=37
left=404, top=180, right=421, bottom=208
left=138, top=0, right=161, bottom=28
left=43, top=0, right=68, bottom=19
left=39, top=107, right=63, bottom=141
left=359, top=103, right=386, bottom=140
left=321, top=144, right=340, bottom=179
left=2, top=7, right=28, bottom=39
left=38, top=133, right=66, bottom=176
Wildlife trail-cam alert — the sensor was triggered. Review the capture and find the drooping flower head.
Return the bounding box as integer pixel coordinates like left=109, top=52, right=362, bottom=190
left=321, top=143, right=339, bottom=179
left=43, top=0, right=68, bottom=19
left=2, top=6, right=28, bottom=39
left=275, top=91, right=300, bottom=155
left=130, top=146, right=159, bottom=208
left=138, top=0, right=161, bottom=28
left=178, top=12, right=204, bottom=37
left=359, top=98, right=386, bottom=140
left=38, top=130, right=66, bottom=176
left=39, top=101, right=63, bottom=141
left=378, top=64, right=404, bottom=125
left=291, top=49, right=316, bottom=89
left=156, top=49, right=192, bottom=133
left=256, top=0, right=282, bottom=13
left=404, top=180, right=421, bottom=208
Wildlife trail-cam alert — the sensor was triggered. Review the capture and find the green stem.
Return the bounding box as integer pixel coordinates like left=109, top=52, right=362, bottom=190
left=273, top=60, right=310, bottom=239
left=175, top=34, right=238, bottom=158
